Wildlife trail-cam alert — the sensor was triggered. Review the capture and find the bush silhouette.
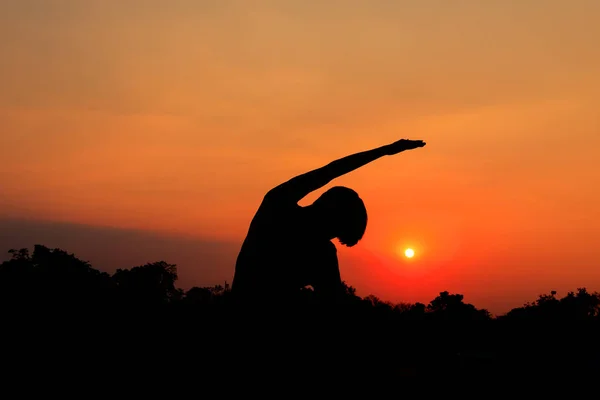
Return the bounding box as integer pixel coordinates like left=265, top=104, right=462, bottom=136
left=1, top=244, right=599, bottom=380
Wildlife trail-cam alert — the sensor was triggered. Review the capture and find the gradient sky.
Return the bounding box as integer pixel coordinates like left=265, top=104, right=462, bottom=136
left=1, top=0, right=599, bottom=314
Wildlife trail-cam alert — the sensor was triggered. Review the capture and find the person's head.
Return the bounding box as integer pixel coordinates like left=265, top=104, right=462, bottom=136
left=311, top=186, right=368, bottom=247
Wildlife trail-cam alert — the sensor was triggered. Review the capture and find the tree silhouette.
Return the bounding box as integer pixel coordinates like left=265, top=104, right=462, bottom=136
left=427, top=291, right=491, bottom=321
left=0, top=245, right=113, bottom=311
left=0, top=244, right=599, bottom=379
left=112, top=261, right=182, bottom=307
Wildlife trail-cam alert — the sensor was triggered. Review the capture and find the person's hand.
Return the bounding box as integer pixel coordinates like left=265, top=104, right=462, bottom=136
left=384, top=139, right=426, bottom=155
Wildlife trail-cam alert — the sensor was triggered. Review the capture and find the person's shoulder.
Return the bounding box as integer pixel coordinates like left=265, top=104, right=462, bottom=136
left=262, top=187, right=297, bottom=209
left=263, top=186, right=285, bottom=202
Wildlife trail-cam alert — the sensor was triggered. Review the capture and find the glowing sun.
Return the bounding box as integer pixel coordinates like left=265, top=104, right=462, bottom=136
left=404, top=248, right=415, bottom=258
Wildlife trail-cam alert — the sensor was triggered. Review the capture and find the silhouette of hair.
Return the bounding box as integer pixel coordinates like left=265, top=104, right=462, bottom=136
left=312, top=186, right=367, bottom=247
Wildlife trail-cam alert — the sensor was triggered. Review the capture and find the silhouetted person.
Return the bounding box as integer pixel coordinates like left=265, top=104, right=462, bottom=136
left=231, top=138, right=426, bottom=305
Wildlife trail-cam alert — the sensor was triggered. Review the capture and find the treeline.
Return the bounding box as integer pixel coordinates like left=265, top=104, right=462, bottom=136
left=1, top=244, right=599, bottom=379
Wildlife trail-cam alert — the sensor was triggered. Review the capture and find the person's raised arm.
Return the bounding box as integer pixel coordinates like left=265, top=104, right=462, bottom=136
left=266, top=139, right=426, bottom=203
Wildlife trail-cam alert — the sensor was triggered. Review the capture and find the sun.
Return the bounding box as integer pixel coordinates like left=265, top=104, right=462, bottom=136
left=404, top=248, right=415, bottom=258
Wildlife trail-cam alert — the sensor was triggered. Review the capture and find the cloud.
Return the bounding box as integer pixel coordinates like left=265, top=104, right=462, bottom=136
left=0, top=218, right=240, bottom=289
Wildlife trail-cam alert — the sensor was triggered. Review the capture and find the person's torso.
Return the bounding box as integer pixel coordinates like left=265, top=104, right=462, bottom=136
left=233, top=200, right=331, bottom=295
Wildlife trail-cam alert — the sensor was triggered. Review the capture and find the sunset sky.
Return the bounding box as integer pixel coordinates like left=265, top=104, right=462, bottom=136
left=1, top=0, right=599, bottom=314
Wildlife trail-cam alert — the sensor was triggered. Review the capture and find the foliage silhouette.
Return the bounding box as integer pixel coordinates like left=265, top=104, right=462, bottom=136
left=1, top=244, right=599, bottom=381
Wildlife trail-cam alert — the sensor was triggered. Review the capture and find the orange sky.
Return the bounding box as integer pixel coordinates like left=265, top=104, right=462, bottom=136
left=1, top=0, right=600, bottom=314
